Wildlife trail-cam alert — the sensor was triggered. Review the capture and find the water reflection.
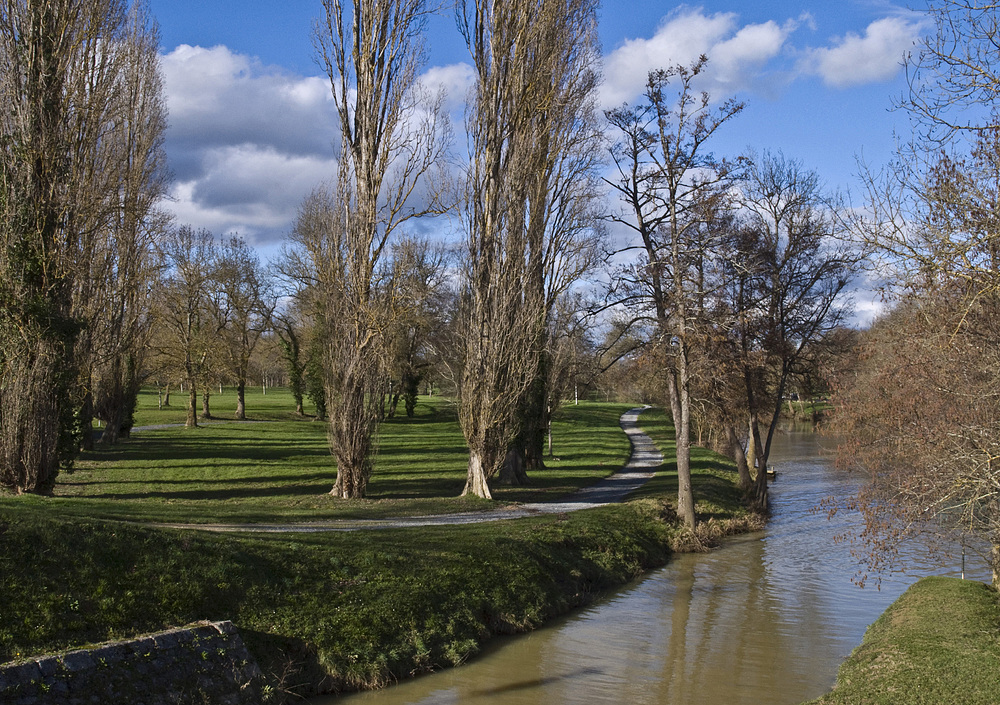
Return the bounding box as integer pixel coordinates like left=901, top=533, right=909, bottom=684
left=317, top=430, right=990, bottom=705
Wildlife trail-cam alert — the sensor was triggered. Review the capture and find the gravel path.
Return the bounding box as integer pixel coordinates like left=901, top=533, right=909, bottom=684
left=148, top=406, right=662, bottom=534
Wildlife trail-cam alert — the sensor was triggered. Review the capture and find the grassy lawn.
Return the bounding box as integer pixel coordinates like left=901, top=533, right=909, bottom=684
left=809, top=576, right=1000, bottom=705
left=129, top=385, right=314, bottom=426
left=13, top=394, right=633, bottom=524
left=0, top=395, right=756, bottom=701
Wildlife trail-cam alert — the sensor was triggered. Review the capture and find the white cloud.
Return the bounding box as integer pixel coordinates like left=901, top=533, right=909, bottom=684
left=600, top=9, right=732, bottom=107
left=804, top=17, right=921, bottom=88
left=159, top=45, right=341, bottom=245
left=711, top=20, right=793, bottom=87
left=419, top=63, right=477, bottom=116
left=168, top=146, right=338, bottom=244
left=599, top=8, right=798, bottom=108
left=159, top=44, right=460, bottom=246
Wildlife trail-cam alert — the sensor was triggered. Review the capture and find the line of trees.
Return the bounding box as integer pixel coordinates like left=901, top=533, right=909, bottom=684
left=603, top=59, right=855, bottom=520
left=0, top=0, right=857, bottom=524
left=0, top=0, right=167, bottom=493
left=281, top=0, right=607, bottom=500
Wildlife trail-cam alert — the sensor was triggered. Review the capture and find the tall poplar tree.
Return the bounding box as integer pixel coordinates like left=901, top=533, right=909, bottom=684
left=309, top=0, right=447, bottom=498
left=0, top=0, right=167, bottom=492
left=456, top=0, right=602, bottom=498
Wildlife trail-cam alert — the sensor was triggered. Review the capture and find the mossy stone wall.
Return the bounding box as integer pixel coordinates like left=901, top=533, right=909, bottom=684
left=0, top=621, right=262, bottom=705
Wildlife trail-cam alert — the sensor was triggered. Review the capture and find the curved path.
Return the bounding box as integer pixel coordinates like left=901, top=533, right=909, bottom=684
left=151, top=407, right=662, bottom=534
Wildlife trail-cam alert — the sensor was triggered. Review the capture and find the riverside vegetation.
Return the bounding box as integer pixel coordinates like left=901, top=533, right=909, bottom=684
left=0, top=391, right=758, bottom=701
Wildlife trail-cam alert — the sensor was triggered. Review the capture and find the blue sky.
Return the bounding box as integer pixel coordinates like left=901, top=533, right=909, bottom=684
left=148, top=0, right=929, bottom=317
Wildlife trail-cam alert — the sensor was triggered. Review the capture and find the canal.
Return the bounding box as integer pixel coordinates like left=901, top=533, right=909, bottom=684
left=319, top=428, right=990, bottom=704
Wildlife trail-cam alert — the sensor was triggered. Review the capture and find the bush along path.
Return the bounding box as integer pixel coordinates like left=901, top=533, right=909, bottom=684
left=148, top=406, right=663, bottom=533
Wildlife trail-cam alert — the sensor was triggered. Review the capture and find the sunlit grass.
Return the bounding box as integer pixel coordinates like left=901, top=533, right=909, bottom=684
left=0, top=398, right=759, bottom=700
left=129, top=384, right=313, bottom=427
left=3, top=396, right=634, bottom=524
left=810, top=576, right=1000, bottom=705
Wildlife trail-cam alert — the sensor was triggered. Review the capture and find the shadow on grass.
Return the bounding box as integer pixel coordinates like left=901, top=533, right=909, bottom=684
left=69, top=481, right=332, bottom=502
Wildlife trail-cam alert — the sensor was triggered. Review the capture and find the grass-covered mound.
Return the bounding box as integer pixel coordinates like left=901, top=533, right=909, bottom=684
left=810, top=576, right=1000, bottom=705
left=0, top=399, right=757, bottom=701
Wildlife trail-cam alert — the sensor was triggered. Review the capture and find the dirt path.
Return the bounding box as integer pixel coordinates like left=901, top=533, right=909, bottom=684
left=148, top=406, right=662, bottom=533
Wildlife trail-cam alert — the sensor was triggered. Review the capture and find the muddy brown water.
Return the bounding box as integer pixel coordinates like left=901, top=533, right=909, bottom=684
left=313, top=430, right=990, bottom=704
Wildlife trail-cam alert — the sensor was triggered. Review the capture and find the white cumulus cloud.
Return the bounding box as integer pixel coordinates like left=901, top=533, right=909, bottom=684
left=159, top=44, right=459, bottom=247
left=599, top=8, right=799, bottom=108
left=804, top=17, right=921, bottom=88
left=160, top=45, right=341, bottom=246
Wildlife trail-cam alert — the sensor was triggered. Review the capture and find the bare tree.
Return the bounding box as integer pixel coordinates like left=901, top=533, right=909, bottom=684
left=835, top=290, right=1000, bottom=587
left=726, top=152, right=853, bottom=509
left=383, top=235, right=450, bottom=418
left=509, top=0, right=603, bottom=480
left=904, top=0, right=1000, bottom=142
left=604, top=56, right=744, bottom=527
left=839, top=129, right=1000, bottom=586
left=307, top=0, right=447, bottom=498
left=209, top=235, right=276, bottom=420
left=155, top=227, right=217, bottom=429
left=0, top=0, right=167, bottom=492
left=455, top=0, right=600, bottom=498
left=87, top=3, right=169, bottom=445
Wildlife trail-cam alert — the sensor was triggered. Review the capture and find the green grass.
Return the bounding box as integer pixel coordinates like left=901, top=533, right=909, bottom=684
left=0, top=501, right=679, bottom=698
left=129, top=385, right=314, bottom=426
left=809, top=576, right=1000, bottom=705
left=0, top=398, right=755, bottom=701
left=10, top=395, right=633, bottom=524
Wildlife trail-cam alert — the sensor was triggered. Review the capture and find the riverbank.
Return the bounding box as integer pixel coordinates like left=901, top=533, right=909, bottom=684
left=0, top=403, right=761, bottom=702
left=809, top=576, right=1000, bottom=704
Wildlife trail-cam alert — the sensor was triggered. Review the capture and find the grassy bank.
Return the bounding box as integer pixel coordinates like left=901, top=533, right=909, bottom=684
left=809, top=576, right=1000, bottom=705
left=0, top=399, right=756, bottom=701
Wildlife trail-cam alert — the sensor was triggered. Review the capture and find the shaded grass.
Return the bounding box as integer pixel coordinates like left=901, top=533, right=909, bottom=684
left=0, top=494, right=682, bottom=699
left=809, top=576, right=1000, bottom=705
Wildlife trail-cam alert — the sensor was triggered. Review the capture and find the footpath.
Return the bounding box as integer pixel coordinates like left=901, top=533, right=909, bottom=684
left=146, top=406, right=663, bottom=534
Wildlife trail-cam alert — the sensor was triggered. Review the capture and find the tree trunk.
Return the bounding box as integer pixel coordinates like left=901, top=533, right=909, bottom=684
left=163, top=384, right=171, bottom=407
left=462, top=451, right=492, bottom=499
left=497, top=446, right=529, bottom=486
left=992, top=543, right=1000, bottom=590
left=200, top=389, right=212, bottom=419
left=668, top=370, right=696, bottom=529
left=79, top=389, right=95, bottom=452
left=727, top=424, right=753, bottom=491
left=235, top=380, right=246, bottom=420
left=748, top=420, right=769, bottom=512
left=186, top=383, right=198, bottom=428
left=521, top=360, right=548, bottom=471
left=328, top=371, right=376, bottom=498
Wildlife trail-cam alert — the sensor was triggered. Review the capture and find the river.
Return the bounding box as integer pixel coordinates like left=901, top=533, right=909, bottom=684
left=316, top=428, right=991, bottom=704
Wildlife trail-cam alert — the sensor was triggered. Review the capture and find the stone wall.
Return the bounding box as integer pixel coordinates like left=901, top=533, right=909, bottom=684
left=0, top=621, right=263, bottom=705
